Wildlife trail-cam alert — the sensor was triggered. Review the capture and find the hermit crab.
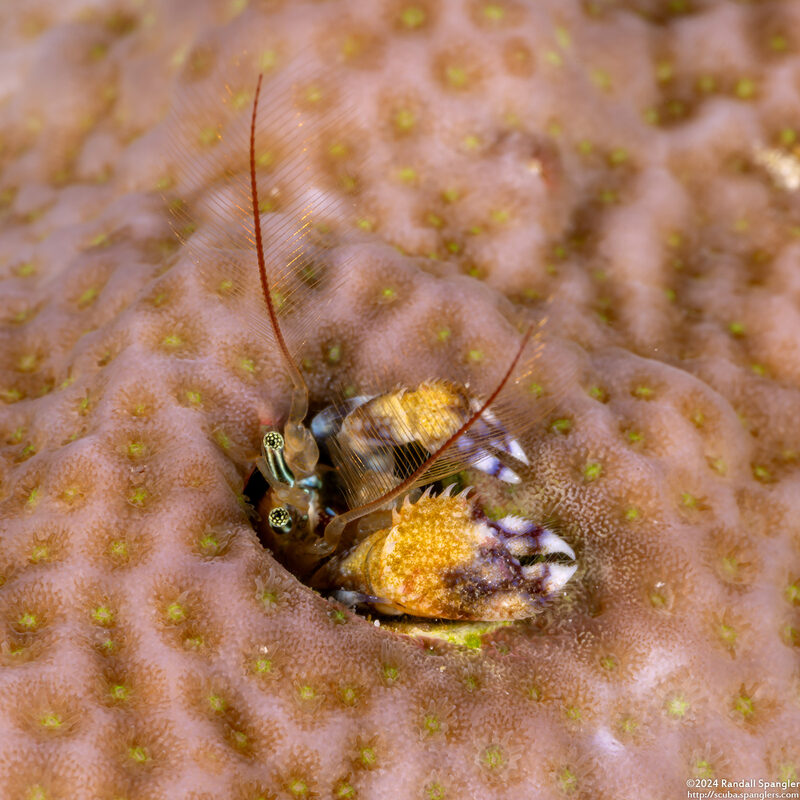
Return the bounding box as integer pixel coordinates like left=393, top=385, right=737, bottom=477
left=167, top=55, right=577, bottom=621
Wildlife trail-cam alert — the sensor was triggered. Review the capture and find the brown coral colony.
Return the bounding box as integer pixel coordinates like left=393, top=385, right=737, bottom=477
left=1, top=1, right=799, bottom=798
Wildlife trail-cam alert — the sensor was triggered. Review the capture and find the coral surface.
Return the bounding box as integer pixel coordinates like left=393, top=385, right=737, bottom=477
left=1, top=1, right=800, bottom=798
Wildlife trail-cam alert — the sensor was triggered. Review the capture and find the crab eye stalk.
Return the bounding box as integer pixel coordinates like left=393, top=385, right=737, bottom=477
left=263, top=430, right=285, bottom=450
left=262, top=430, right=295, bottom=487
left=268, top=506, right=293, bottom=535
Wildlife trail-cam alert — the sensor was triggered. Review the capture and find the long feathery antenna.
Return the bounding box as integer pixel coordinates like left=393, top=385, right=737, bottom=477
left=249, top=73, right=309, bottom=420
left=322, top=321, right=537, bottom=550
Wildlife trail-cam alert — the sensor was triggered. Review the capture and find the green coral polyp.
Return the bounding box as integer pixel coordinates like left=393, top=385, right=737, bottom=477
left=358, top=746, right=377, bottom=768
left=719, top=556, right=743, bottom=582
left=693, top=759, right=716, bottom=779
left=718, top=623, right=737, bottom=648
left=127, top=441, right=146, bottom=458
left=128, top=745, right=150, bottom=764
left=258, top=588, right=278, bottom=609
left=480, top=744, right=506, bottom=770
left=781, top=623, right=799, bottom=647
left=304, top=85, right=323, bottom=104
left=326, top=344, right=342, bottom=364
left=556, top=766, right=578, bottom=793
left=91, top=606, right=114, bottom=626
left=335, top=782, right=355, bottom=798
left=28, top=545, right=49, bottom=563
left=599, top=654, right=618, bottom=672
left=253, top=657, right=272, bottom=675
left=109, top=684, right=130, bottom=702
left=608, top=147, right=628, bottom=166
left=422, top=713, right=441, bottom=734
left=230, top=729, right=249, bottom=749
left=618, top=715, right=639, bottom=735
left=108, top=540, right=128, bottom=560
left=162, top=334, right=182, bottom=348
left=214, top=429, right=232, bottom=449
left=88, top=232, right=110, bottom=248
left=445, top=65, right=468, bottom=89
left=752, top=464, right=772, bottom=482
left=165, top=602, right=186, bottom=623
left=77, top=286, right=98, bottom=307
left=62, top=485, right=83, bottom=503
left=527, top=684, right=542, bottom=701
left=434, top=327, right=450, bottom=343
left=728, top=321, right=746, bottom=336
left=328, top=608, right=347, bottom=625
left=732, top=694, right=755, bottom=720
left=20, top=443, right=37, bottom=458
left=544, top=49, right=563, bottom=67
left=396, top=166, right=417, bottom=184
left=208, top=693, right=226, bottom=712
left=199, top=127, right=220, bottom=147
left=198, top=533, right=220, bottom=554
left=17, top=353, right=37, bottom=373
left=287, top=778, right=309, bottom=798
left=400, top=6, right=426, bottom=29
left=425, top=782, right=446, bottom=800
left=339, top=685, right=358, bottom=706
left=129, top=487, right=147, bottom=506
left=381, top=664, right=400, bottom=685
left=583, top=461, right=602, bottom=482
left=394, top=108, right=417, bottom=133
left=709, top=457, right=727, bottom=475
left=297, top=685, right=316, bottom=702
left=734, top=78, right=756, bottom=99
left=18, top=612, right=38, bottom=630
left=665, top=694, right=690, bottom=719
left=1, top=387, right=24, bottom=403
left=9, top=426, right=25, bottom=443
left=680, top=492, right=698, bottom=509
left=39, top=712, right=63, bottom=730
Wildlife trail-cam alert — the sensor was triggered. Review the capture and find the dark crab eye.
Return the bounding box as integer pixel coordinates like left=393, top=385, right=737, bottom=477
left=268, top=506, right=293, bottom=535
left=263, top=431, right=285, bottom=451
left=262, top=430, right=296, bottom=487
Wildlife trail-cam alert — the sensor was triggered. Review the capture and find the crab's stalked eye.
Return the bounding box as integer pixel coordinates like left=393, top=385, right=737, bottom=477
left=263, top=430, right=284, bottom=451
left=268, top=506, right=293, bottom=535
left=262, top=430, right=295, bottom=488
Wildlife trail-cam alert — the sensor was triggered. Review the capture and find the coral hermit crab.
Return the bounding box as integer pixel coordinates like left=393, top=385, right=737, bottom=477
left=169, top=63, right=577, bottom=621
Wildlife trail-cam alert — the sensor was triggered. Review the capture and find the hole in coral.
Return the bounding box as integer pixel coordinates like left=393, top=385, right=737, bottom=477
left=243, top=388, right=577, bottom=636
